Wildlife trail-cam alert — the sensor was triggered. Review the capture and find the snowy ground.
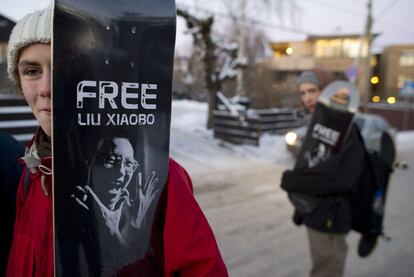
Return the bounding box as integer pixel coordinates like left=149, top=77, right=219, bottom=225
left=170, top=99, right=295, bottom=174
left=170, top=99, right=414, bottom=277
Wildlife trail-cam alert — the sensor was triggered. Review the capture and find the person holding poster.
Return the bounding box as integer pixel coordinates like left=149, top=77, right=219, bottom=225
left=6, top=8, right=228, bottom=277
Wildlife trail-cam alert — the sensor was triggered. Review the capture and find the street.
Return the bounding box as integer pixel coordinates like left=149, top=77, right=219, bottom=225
left=175, top=137, right=414, bottom=277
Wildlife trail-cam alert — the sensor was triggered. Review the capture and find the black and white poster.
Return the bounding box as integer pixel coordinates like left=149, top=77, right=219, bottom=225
left=287, top=81, right=359, bottom=214
left=295, top=81, right=359, bottom=170
left=52, top=0, right=176, bottom=275
left=295, top=103, right=353, bottom=169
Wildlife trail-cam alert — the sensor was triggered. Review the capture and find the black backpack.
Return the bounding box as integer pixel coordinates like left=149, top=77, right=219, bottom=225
left=351, top=131, right=395, bottom=257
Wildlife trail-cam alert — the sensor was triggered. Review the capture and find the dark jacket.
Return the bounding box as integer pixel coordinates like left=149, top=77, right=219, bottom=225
left=281, top=126, right=366, bottom=233
left=0, top=132, right=24, bottom=275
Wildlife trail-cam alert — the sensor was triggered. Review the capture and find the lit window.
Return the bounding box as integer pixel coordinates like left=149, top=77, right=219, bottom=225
left=371, top=56, right=377, bottom=66
left=399, top=51, right=414, bottom=67
left=273, top=51, right=281, bottom=59
left=315, top=39, right=342, bottom=58
left=342, top=38, right=367, bottom=58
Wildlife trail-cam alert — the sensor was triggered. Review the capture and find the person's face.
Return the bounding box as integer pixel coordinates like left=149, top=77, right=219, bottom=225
left=299, top=82, right=320, bottom=113
left=92, top=137, right=137, bottom=209
left=18, top=43, right=52, bottom=136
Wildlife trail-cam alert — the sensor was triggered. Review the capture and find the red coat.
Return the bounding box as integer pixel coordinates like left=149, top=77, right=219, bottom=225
left=7, top=158, right=53, bottom=277
left=164, top=159, right=228, bottom=276
left=7, top=153, right=228, bottom=276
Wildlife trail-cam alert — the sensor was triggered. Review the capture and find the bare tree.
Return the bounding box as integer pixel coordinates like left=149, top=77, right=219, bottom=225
left=177, top=9, right=217, bottom=129
left=176, top=1, right=301, bottom=128
left=221, top=0, right=301, bottom=96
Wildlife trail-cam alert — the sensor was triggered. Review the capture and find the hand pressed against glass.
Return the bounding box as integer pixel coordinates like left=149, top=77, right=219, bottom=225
left=299, top=82, right=321, bottom=113
left=18, top=43, right=52, bottom=136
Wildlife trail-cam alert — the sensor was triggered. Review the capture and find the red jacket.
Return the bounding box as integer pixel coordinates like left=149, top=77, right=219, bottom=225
left=164, top=159, right=228, bottom=276
left=7, top=157, right=53, bottom=277
left=7, top=150, right=227, bottom=276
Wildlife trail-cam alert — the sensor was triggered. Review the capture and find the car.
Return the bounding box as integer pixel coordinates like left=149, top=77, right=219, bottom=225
left=285, top=113, right=396, bottom=158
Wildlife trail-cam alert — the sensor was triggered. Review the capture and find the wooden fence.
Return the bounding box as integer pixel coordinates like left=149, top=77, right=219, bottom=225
left=213, top=108, right=304, bottom=146
left=0, top=96, right=37, bottom=144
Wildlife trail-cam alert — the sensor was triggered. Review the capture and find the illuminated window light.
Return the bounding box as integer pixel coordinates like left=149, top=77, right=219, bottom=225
left=371, top=56, right=378, bottom=66
left=286, top=47, right=293, bottom=55
left=387, top=97, right=397, bottom=104
left=372, top=96, right=381, bottom=103
left=370, top=76, right=379, bottom=85
left=274, top=51, right=281, bottom=59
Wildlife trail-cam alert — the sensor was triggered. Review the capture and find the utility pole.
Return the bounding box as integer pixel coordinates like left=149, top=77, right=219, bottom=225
left=361, top=0, right=373, bottom=112
left=236, top=0, right=247, bottom=97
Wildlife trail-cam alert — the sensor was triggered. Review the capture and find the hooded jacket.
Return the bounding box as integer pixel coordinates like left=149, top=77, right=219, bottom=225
left=7, top=133, right=228, bottom=277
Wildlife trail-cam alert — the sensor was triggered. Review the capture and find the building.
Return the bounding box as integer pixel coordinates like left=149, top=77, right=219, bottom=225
left=269, top=34, right=371, bottom=72
left=0, top=13, right=16, bottom=95
left=379, top=45, right=414, bottom=99
left=253, top=34, right=377, bottom=108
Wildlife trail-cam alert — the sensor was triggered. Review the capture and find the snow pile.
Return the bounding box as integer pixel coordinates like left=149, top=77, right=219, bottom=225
left=170, top=100, right=294, bottom=174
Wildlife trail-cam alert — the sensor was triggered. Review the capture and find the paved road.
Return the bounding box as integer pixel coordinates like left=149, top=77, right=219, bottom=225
left=178, top=143, right=414, bottom=277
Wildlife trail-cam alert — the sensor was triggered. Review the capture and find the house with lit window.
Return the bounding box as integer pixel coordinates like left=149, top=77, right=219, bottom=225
left=378, top=45, right=414, bottom=100
left=252, top=34, right=378, bottom=108
left=269, top=34, right=371, bottom=72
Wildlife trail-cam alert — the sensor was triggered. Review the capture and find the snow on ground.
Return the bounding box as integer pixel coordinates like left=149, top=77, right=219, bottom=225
left=170, top=100, right=294, bottom=174
left=169, top=99, right=414, bottom=277
left=170, top=99, right=414, bottom=173
left=396, top=130, right=414, bottom=148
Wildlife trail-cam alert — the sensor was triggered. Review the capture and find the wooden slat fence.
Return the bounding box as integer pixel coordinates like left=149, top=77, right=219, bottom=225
left=0, top=96, right=37, bottom=144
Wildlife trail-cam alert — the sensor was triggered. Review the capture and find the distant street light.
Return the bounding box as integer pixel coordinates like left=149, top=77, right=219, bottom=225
left=372, top=95, right=380, bottom=103
left=387, top=96, right=397, bottom=104
left=286, top=47, right=293, bottom=55
left=370, top=76, right=379, bottom=85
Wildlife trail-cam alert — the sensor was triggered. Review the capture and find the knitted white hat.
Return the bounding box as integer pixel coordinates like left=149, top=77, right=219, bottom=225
left=7, top=9, right=52, bottom=85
